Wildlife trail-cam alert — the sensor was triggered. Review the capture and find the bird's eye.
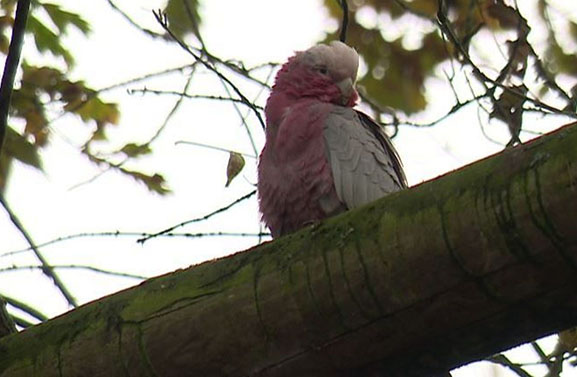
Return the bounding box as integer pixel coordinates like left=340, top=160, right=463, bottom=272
left=316, top=66, right=329, bottom=75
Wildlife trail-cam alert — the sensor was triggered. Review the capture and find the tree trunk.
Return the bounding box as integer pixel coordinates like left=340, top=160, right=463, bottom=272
left=2, top=122, right=577, bottom=377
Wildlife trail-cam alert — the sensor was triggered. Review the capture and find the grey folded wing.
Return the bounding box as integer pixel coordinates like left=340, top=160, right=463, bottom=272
left=323, top=106, right=407, bottom=210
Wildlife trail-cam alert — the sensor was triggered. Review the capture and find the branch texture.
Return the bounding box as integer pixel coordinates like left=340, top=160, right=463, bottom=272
left=0, top=0, right=31, bottom=154
left=1, top=122, right=577, bottom=376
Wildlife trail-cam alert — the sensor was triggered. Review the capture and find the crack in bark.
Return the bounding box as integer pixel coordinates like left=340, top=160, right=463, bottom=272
left=338, top=241, right=372, bottom=320
left=351, top=223, right=384, bottom=316
left=524, top=162, right=575, bottom=271
left=438, top=199, right=506, bottom=304
left=135, top=322, right=159, bottom=377
left=320, top=242, right=348, bottom=330
left=252, top=261, right=271, bottom=347
left=490, top=182, right=532, bottom=262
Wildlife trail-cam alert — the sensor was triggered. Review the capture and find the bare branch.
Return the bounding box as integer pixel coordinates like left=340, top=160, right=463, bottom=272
left=487, top=354, right=533, bottom=377
left=130, top=88, right=263, bottom=111
left=0, top=193, right=78, bottom=307
left=175, top=140, right=256, bottom=159
left=1, top=230, right=266, bottom=259
left=152, top=10, right=267, bottom=130
left=0, top=0, right=31, bottom=155
left=435, top=0, right=576, bottom=119
left=105, top=0, right=165, bottom=39
left=3, top=295, right=48, bottom=322
left=137, top=190, right=257, bottom=244
left=0, top=264, right=147, bottom=280
left=0, top=230, right=145, bottom=257
left=337, top=0, right=349, bottom=42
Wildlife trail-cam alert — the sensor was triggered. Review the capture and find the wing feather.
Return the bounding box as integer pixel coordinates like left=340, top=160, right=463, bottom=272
left=323, top=106, right=407, bottom=210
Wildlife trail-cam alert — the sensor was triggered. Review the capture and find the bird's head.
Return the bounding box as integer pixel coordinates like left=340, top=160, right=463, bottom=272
left=272, top=41, right=359, bottom=107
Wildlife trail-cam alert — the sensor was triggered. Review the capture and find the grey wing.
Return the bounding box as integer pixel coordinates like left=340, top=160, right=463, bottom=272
left=323, top=106, right=407, bottom=210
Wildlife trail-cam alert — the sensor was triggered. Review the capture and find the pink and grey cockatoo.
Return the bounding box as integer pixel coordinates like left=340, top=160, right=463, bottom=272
left=258, top=41, right=407, bottom=238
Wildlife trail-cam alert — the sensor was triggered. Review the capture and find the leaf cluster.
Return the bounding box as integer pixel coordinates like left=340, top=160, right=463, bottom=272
left=324, top=0, right=577, bottom=145
left=0, top=1, right=172, bottom=194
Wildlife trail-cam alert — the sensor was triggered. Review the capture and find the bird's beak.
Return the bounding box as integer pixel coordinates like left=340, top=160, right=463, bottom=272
left=336, top=77, right=355, bottom=106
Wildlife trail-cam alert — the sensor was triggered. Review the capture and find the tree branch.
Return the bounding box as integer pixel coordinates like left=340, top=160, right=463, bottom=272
left=0, top=0, right=31, bottom=155
left=137, top=190, right=257, bottom=243
left=0, top=193, right=77, bottom=307
left=2, top=121, right=577, bottom=376
left=152, top=10, right=267, bottom=130
left=337, top=0, right=349, bottom=42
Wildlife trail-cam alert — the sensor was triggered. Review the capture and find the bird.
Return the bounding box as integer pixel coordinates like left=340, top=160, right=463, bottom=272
left=257, top=41, right=407, bottom=238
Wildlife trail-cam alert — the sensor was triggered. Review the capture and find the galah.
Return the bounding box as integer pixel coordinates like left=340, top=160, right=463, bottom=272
left=257, top=41, right=407, bottom=238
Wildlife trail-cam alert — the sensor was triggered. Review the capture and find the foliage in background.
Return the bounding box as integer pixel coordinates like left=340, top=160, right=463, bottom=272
left=0, top=0, right=169, bottom=193
left=324, top=0, right=577, bottom=144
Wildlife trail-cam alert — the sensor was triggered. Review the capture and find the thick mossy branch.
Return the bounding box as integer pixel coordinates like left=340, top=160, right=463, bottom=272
left=1, top=123, right=577, bottom=376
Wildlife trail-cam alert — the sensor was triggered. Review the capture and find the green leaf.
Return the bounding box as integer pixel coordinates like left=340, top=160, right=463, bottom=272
left=27, top=15, right=74, bottom=66
left=119, top=168, right=171, bottom=195
left=546, top=42, right=577, bottom=76
left=119, top=143, right=152, bottom=158
left=3, top=127, right=43, bottom=170
left=73, top=97, right=120, bottom=128
left=41, top=3, right=90, bottom=35
left=163, top=0, right=202, bottom=39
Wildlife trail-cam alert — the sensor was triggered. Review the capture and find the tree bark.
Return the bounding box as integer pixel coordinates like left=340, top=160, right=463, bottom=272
left=1, top=122, right=577, bottom=377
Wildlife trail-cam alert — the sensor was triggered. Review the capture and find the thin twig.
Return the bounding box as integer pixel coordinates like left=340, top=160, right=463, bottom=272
left=0, top=0, right=31, bottom=154
left=97, top=64, right=195, bottom=93
left=12, top=315, right=33, bottom=328
left=152, top=10, right=267, bottom=130
left=138, top=190, right=257, bottom=243
left=487, top=354, right=532, bottom=377
left=218, top=76, right=260, bottom=156
left=175, top=140, right=256, bottom=159
left=166, top=231, right=269, bottom=239
left=130, top=88, right=263, bottom=111
left=148, top=68, right=196, bottom=144
left=0, top=264, right=147, bottom=280
left=1, top=230, right=144, bottom=257
left=105, top=0, right=165, bottom=39
left=337, top=0, right=349, bottom=42
left=435, top=0, right=576, bottom=119
left=220, top=63, right=276, bottom=158
left=1, top=230, right=265, bottom=258
left=0, top=193, right=77, bottom=307
left=3, top=295, right=48, bottom=322
left=395, top=92, right=490, bottom=128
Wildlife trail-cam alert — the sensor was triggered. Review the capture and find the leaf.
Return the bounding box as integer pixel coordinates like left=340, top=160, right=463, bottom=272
left=26, top=15, right=74, bottom=66
left=485, top=1, right=527, bottom=30
left=119, top=143, right=152, bottom=158
left=3, top=127, right=43, bottom=170
left=21, top=65, right=63, bottom=95
left=163, top=0, right=202, bottom=39
left=502, top=38, right=530, bottom=79
left=225, top=152, right=245, bottom=187
left=73, top=97, right=120, bottom=128
left=119, top=168, right=171, bottom=195
left=546, top=42, right=577, bottom=76
left=41, top=3, right=90, bottom=35
left=23, top=109, right=49, bottom=146
left=490, top=85, right=528, bottom=146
